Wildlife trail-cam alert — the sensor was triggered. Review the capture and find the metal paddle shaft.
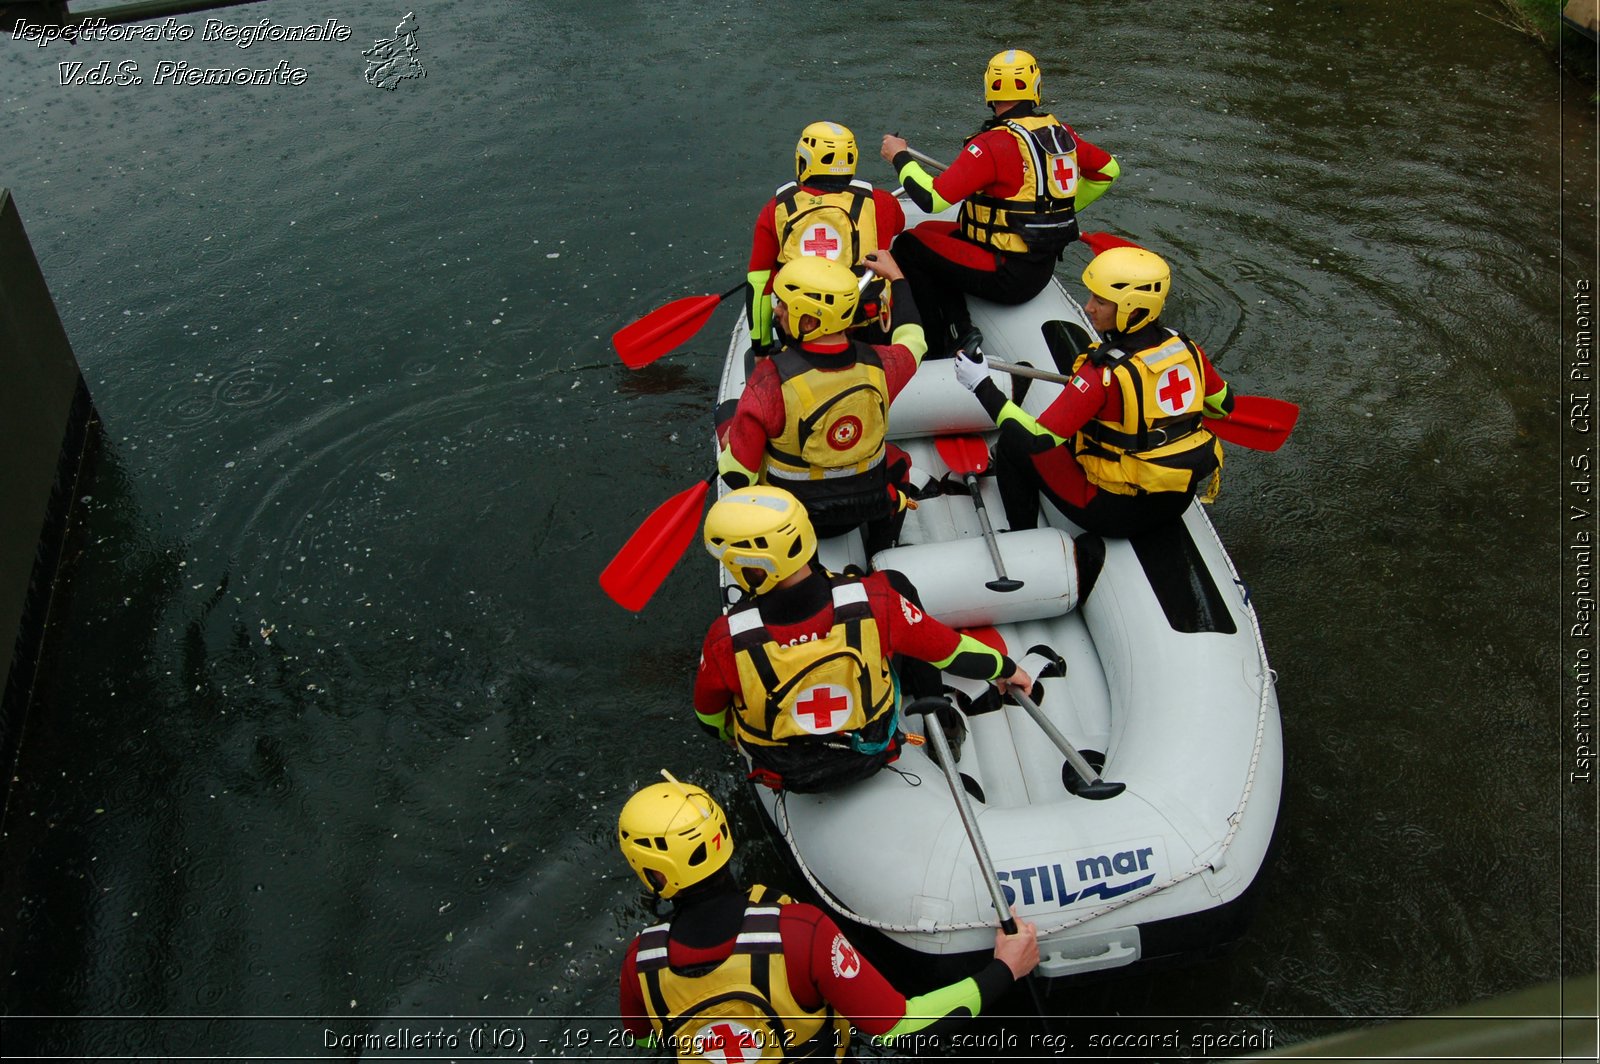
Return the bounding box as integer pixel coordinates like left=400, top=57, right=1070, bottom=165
left=908, top=697, right=1017, bottom=934
left=988, top=358, right=1072, bottom=387
left=935, top=431, right=1021, bottom=594
left=962, top=469, right=1023, bottom=593
left=1011, top=689, right=1126, bottom=800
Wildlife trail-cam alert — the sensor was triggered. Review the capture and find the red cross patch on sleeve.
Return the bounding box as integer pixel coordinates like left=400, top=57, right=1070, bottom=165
left=831, top=934, right=863, bottom=979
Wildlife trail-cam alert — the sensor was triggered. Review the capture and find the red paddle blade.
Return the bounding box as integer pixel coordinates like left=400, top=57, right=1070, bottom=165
left=599, top=479, right=712, bottom=611
left=1209, top=394, right=1299, bottom=453
left=612, top=292, right=728, bottom=369
left=935, top=434, right=990, bottom=476
left=1079, top=230, right=1144, bottom=255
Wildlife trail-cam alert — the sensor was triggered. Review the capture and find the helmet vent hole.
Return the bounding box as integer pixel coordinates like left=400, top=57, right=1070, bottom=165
left=687, top=842, right=707, bottom=867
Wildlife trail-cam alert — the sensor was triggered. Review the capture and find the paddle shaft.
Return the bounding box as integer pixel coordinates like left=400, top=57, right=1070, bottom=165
left=1011, top=688, right=1109, bottom=790
left=989, top=358, right=1077, bottom=387
left=912, top=698, right=1018, bottom=935
left=960, top=468, right=1019, bottom=591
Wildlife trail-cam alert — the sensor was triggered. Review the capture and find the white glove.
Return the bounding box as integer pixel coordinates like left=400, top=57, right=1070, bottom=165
left=954, top=347, right=990, bottom=392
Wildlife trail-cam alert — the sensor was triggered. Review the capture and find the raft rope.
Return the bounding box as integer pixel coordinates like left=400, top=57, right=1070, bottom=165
left=773, top=504, right=1276, bottom=938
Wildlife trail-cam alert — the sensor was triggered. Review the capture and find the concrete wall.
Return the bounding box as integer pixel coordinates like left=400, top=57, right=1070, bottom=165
left=0, top=188, right=95, bottom=775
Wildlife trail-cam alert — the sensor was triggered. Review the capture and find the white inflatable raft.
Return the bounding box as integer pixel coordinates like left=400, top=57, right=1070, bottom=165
left=712, top=213, right=1283, bottom=984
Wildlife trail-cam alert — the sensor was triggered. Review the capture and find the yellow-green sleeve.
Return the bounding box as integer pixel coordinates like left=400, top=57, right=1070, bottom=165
left=1075, top=154, right=1119, bottom=211
left=695, top=706, right=733, bottom=742
left=746, top=269, right=774, bottom=346
left=1204, top=380, right=1233, bottom=418
left=896, top=160, right=956, bottom=214
left=717, top=445, right=759, bottom=487
left=994, top=399, right=1066, bottom=447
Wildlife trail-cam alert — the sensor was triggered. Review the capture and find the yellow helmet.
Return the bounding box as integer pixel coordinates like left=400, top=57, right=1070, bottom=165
left=1082, top=247, right=1171, bottom=332
left=796, top=120, right=858, bottom=183
left=703, top=485, right=817, bottom=594
left=772, top=255, right=859, bottom=341
left=617, top=772, right=734, bottom=900
left=985, top=49, right=1042, bottom=105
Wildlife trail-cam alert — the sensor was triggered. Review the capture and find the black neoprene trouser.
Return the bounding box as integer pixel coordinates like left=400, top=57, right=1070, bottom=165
left=889, top=232, right=1057, bottom=358
left=990, top=423, right=1195, bottom=538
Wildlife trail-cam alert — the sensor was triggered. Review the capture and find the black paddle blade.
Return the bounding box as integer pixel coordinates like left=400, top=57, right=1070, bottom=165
left=905, top=695, right=954, bottom=721
left=1075, top=779, right=1127, bottom=801
left=1061, top=749, right=1125, bottom=800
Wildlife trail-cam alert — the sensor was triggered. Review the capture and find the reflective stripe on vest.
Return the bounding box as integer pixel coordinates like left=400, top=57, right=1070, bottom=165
left=764, top=452, right=884, bottom=481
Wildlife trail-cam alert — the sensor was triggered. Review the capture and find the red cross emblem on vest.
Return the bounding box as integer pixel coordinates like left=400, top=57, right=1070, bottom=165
left=827, top=414, right=863, bottom=451
left=802, top=225, right=840, bottom=258
left=1157, top=366, right=1195, bottom=415
left=1050, top=154, right=1075, bottom=195
left=697, top=1021, right=759, bottom=1063
left=792, top=683, right=853, bottom=734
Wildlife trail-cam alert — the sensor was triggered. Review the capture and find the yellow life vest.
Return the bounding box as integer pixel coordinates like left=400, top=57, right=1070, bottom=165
left=772, top=181, right=890, bottom=332
left=958, top=114, right=1081, bottom=256
left=762, top=345, right=888, bottom=481
left=773, top=180, right=879, bottom=270
left=634, top=884, right=850, bottom=1062
left=1071, top=332, right=1223, bottom=498
left=728, top=575, right=896, bottom=748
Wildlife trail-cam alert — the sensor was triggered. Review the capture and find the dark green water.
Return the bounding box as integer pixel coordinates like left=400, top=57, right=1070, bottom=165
left=1, top=0, right=1594, bottom=1058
